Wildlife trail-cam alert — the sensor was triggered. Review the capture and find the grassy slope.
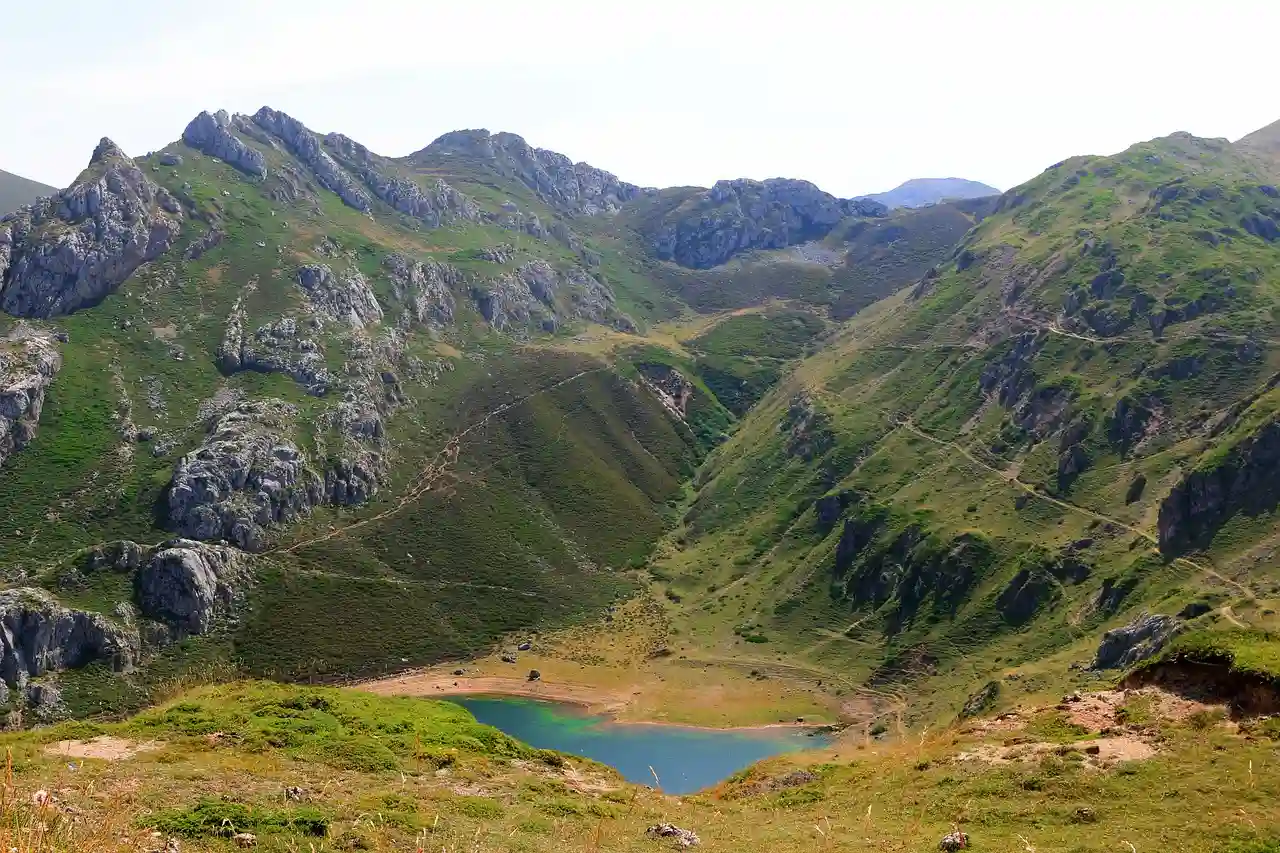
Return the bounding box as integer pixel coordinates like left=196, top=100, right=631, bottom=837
left=648, top=130, right=1280, bottom=727
left=4, top=678, right=1279, bottom=852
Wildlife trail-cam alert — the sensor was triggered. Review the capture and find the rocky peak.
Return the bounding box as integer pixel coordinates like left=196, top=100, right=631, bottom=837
left=420, top=128, right=643, bottom=215
left=323, top=132, right=480, bottom=227
left=0, top=138, right=181, bottom=318
left=652, top=178, right=887, bottom=268
left=89, top=137, right=130, bottom=168
left=251, top=107, right=372, bottom=212
left=182, top=110, right=267, bottom=177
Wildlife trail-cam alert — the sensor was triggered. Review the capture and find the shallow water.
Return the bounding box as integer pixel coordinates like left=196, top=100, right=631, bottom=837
left=453, top=695, right=831, bottom=794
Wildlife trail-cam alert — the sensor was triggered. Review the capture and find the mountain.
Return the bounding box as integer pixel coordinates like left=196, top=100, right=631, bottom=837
left=0, top=105, right=970, bottom=719
left=657, top=126, right=1280, bottom=724
left=0, top=167, right=55, bottom=216
left=864, top=176, right=1000, bottom=208
left=2, top=103, right=1280, bottom=852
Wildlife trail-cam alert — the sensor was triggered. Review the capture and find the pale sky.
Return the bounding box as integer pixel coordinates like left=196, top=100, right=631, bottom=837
left=4, top=0, right=1279, bottom=197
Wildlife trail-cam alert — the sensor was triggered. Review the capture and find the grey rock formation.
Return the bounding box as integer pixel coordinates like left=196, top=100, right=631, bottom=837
left=422, top=129, right=644, bottom=214
left=0, top=138, right=182, bottom=317
left=1092, top=613, right=1184, bottom=670
left=324, top=134, right=480, bottom=226
left=296, top=264, right=384, bottom=329
left=181, top=111, right=266, bottom=177
left=252, top=108, right=372, bottom=212
left=167, top=400, right=323, bottom=551
left=0, top=329, right=60, bottom=468
left=1158, top=415, right=1280, bottom=554
left=135, top=539, right=247, bottom=636
left=219, top=306, right=337, bottom=395
left=383, top=253, right=460, bottom=327
left=652, top=179, right=886, bottom=268
left=0, top=588, right=137, bottom=690
left=471, top=260, right=630, bottom=333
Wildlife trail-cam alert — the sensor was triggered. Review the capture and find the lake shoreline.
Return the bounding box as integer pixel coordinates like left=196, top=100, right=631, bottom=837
left=353, top=673, right=839, bottom=733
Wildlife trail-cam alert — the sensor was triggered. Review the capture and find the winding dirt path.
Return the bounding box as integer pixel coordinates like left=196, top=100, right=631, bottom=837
left=273, top=368, right=603, bottom=555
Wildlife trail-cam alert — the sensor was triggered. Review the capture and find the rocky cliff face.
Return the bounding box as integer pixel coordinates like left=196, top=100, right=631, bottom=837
left=652, top=179, right=886, bottom=268
left=0, top=139, right=182, bottom=317
left=0, top=588, right=137, bottom=691
left=422, top=129, right=643, bottom=214
left=324, top=133, right=480, bottom=226
left=296, top=264, right=384, bottom=329
left=167, top=400, right=324, bottom=551
left=1157, top=415, right=1280, bottom=554
left=470, top=260, right=631, bottom=333
left=0, top=329, right=60, bottom=467
left=251, top=108, right=372, bottom=213
left=383, top=253, right=460, bottom=328
left=181, top=110, right=267, bottom=177
left=218, top=304, right=337, bottom=395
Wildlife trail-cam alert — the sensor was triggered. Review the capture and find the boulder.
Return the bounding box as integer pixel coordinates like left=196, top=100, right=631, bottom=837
left=135, top=540, right=247, bottom=636
left=0, top=138, right=182, bottom=317
left=645, top=824, right=699, bottom=848
left=181, top=111, right=265, bottom=177
left=1091, top=613, right=1184, bottom=670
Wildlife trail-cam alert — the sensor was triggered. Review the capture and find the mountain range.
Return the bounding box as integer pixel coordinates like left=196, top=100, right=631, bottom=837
left=0, top=167, right=55, bottom=216
left=863, top=176, right=1001, bottom=208
left=1, top=103, right=1279, bottom=850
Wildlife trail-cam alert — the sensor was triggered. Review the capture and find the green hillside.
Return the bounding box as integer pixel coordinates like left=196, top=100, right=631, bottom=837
left=653, top=128, right=1280, bottom=724
left=3, top=103, right=1280, bottom=853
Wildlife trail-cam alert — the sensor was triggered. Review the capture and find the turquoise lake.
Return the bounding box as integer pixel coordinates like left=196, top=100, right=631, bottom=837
left=453, top=696, right=832, bottom=794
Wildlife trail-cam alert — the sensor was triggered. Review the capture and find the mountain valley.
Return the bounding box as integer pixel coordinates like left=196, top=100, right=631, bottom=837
left=1, top=104, right=1279, bottom=851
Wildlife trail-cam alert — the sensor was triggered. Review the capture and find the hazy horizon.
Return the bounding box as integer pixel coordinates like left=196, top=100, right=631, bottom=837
left=4, top=0, right=1278, bottom=196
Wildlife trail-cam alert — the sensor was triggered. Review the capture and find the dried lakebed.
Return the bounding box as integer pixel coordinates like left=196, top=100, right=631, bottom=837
left=451, top=695, right=833, bottom=794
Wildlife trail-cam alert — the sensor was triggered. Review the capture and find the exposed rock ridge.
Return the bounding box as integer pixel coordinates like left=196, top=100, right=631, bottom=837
left=0, top=138, right=182, bottom=317
left=423, top=129, right=644, bottom=214
left=324, top=133, right=480, bottom=226
left=181, top=110, right=267, bottom=177
left=251, top=108, right=372, bottom=212
left=0, top=328, right=60, bottom=467
left=652, top=178, right=887, bottom=268
left=134, top=539, right=248, bottom=636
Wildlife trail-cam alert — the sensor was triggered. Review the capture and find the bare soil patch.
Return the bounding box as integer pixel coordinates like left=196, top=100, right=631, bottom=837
left=46, top=736, right=163, bottom=761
